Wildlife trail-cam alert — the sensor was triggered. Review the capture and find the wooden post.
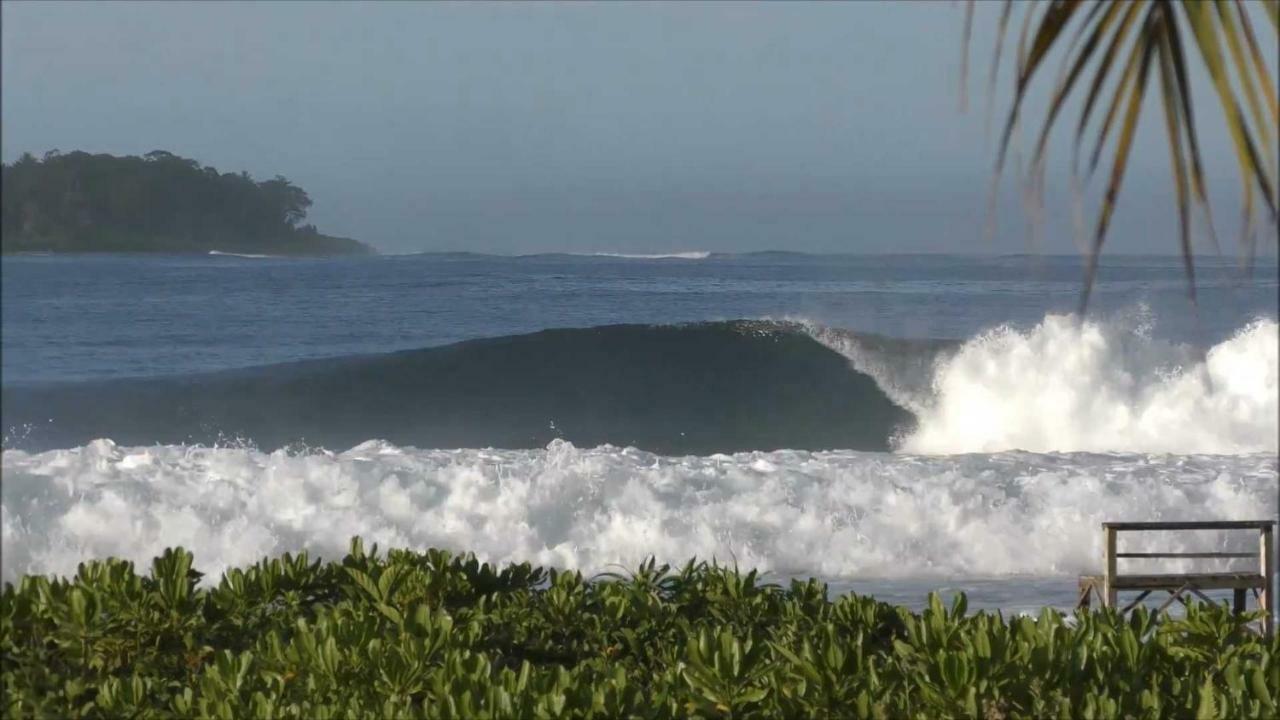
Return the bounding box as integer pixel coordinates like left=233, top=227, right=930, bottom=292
left=1261, top=524, right=1274, bottom=638
left=1104, top=526, right=1118, bottom=609
left=1233, top=589, right=1247, bottom=615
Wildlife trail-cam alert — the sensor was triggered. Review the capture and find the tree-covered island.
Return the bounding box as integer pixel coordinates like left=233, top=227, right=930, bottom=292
left=1, top=150, right=373, bottom=255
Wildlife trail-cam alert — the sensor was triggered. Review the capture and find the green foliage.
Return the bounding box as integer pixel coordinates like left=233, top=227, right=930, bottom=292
left=3, top=542, right=1277, bottom=718
left=0, top=149, right=372, bottom=255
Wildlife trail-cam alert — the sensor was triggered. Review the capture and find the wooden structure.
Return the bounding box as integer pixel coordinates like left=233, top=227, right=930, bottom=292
left=1077, top=520, right=1275, bottom=636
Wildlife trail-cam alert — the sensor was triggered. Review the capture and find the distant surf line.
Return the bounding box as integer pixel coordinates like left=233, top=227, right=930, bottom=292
left=581, top=251, right=711, bottom=260
left=208, top=250, right=277, bottom=259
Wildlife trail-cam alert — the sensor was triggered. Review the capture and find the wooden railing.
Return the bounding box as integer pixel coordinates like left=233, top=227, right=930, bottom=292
left=1078, top=520, right=1275, bottom=636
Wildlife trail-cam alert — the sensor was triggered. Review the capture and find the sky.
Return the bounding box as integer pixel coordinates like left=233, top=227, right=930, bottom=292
left=2, top=1, right=1275, bottom=255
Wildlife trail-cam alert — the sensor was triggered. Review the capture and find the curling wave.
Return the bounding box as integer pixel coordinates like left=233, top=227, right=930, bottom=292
left=3, top=314, right=1275, bottom=456
left=1, top=321, right=911, bottom=455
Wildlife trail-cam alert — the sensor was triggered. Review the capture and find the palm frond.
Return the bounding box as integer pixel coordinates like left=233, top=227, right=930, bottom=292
left=967, top=0, right=1280, bottom=312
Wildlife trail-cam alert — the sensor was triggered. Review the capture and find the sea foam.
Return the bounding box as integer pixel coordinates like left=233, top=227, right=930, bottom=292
left=2, top=440, right=1274, bottom=584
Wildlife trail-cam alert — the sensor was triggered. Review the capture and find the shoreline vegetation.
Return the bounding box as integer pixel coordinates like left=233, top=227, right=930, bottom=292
left=1, top=150, right=373, bottom=257
left=2, top=543, right=1276, bottom=718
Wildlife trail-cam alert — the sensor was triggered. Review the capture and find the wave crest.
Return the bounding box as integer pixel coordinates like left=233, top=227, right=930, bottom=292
left=889, top=315, right=1278, bottom=454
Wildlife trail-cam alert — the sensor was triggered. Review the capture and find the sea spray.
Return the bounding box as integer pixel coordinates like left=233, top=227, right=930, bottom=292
left=897, top=316, right=1278, bottom=454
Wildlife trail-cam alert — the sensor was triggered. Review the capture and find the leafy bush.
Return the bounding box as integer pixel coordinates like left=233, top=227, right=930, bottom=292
left=2, top=540, right=1276, bottom=718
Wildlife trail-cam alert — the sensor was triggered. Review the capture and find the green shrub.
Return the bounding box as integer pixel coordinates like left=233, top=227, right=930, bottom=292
left=2, top=541, right=1276, bottom=718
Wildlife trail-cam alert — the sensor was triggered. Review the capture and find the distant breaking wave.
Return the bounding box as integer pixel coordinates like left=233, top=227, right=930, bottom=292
left=582, top=251, right=711, bottom=260
left=2, top=315, right=1276, bottom=456
left=208, top=250, right=277, bottom=259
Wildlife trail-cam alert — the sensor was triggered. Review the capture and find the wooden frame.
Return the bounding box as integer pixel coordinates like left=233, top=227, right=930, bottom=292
left=1077, top=520, right=1275, bottom=637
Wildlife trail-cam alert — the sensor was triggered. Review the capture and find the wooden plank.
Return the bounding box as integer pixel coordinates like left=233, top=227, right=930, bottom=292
left=1115, top=552, right=1257, bottom=558
left=1105, top=526, right=1117, bottom=608
left=1103, top=520, right=1276, bottom=531
left=1156, top=586, right=1193, bottom=613
left=1110, top=573, right=1266, bottom=590
left=1120, top=590, right=1153, bottom=613
left=1076, top=581, right=1094, bottom=609
left=1261, top=526, right=1274, bottom=637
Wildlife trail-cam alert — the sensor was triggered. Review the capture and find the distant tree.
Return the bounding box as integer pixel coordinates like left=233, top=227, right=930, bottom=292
left=258, top=175, right=313, bottom=227
left=0, top=150, right=369, bottom=255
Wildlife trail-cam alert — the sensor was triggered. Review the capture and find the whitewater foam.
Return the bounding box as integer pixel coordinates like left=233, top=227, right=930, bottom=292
left=809, top=314, right=1279, bottom=455
left=3, top=440, right=1274, bottom=584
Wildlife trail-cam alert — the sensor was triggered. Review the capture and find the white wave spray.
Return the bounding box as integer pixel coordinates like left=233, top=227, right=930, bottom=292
left=812, top=314, right=1278, bottom=455
left=585, top=251, right=711, bottom=260
left=2, top=440, right=1274, bottom=585
left=207, top=250, right=277, bottom=259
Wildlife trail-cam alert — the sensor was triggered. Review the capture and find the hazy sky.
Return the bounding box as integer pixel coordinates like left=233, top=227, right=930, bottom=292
left=3, top=1, right=1274, bottom=255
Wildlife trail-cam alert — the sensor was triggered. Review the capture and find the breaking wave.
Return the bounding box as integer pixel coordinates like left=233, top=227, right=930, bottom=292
left=207, top=250, right=278, bottom=259
left=899, top=315, right=1275, bottom=455
left=3, top=312, right=1275, bottom=586
left=580, top=251, right=711, bottom=260
left=3, top=314, right=1276, bottom=456
left=1, top=321, right=910, bottom=455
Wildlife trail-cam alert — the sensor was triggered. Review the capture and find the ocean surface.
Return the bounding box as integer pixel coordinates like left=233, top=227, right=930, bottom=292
left=2, top=251, right=1277, bottom=614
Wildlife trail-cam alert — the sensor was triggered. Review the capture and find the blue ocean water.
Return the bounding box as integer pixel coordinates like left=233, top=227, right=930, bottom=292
left=2, top=252, right=1276, bottom=613
left=2, top=252, right=1274, bottom=384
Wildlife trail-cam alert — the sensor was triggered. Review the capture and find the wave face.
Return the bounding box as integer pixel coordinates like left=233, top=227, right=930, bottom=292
left=1, top=321, right=911, bottom=455
left=4, top=315, right=1277, bottom=456
left=2, top=440, right=1274, bottom=583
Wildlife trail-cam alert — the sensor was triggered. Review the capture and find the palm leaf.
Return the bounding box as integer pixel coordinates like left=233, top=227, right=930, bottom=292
left=973, top=0, right=1279, bottom=312
left=1080, top=12, right=1158, bottom=314
left=1073, top=1, right=1145, bottom=175
left=984, top=1, right=1015, bottom=138
left=993, top=1, right=1082, bottom=178
left=1180, top=0, right=1276, bottom=214
left=1232, top=0, right=1279, bottom=125
left=1216, top=0, right=1276, bottom=162
left=960, top=0, right=975, bottom=112
left=1181, top=0, right=1278, bottom=273
left=1262, top=0, right=1279, bottom=29
left=1164, top=12, right=1223, bottom=254
left=1156, top=8, right=1196, bottom=302
left=1088, top=18, right=1153, bottom=179
left=1031, top=2, right=1128, bottom=174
